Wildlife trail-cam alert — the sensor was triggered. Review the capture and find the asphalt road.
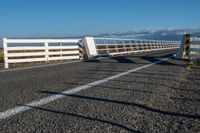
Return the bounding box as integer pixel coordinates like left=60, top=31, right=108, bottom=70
left=0, top=49, right=200, bottom=133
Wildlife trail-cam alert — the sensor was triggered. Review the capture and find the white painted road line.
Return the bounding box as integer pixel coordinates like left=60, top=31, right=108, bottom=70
left=0, top=60, right=80, bottom=73
left=0, top=57, right=170, bottom=120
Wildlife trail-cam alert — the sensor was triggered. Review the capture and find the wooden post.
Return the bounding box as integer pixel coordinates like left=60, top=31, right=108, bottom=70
left=3, top=38, right=8, bottom=68
left=45, top=42, right=49, bottom=62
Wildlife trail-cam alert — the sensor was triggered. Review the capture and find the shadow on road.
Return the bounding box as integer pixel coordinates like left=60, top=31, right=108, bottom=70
left=87, top=50, right=181, bottom=66
left=51, top=81, right=155, bottom=94
left=21, top=104, right=142, bottom=133
left=110, top=56, right=135, bottom=63
left=60, top=76, right=180, bottom=93
left=170, top=97, right=200, bottom=102
left=37, top=91, right=200, bottom=120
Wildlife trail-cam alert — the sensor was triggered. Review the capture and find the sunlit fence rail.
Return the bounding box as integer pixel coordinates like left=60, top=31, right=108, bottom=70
left=95, top=38, right=179, bottom=55
left=3, top=38, right=81, bottom=68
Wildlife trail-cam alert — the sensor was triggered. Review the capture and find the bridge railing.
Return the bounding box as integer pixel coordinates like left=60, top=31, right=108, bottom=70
left=3, top=37, right=180, bottom=68
left=190, top=35, right=200, bottom=59
left=83, top=37, right=180, bottom=59
left=3, top=38, right=81, bottom=68
left=175, top=34, right=200, bottom=59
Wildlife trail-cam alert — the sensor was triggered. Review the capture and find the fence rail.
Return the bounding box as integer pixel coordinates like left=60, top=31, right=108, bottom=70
left=3, top=38, right=81, bottom=68
left=84, top=37, right=180, bottom=58
left=3, top=37, right=181, bottom=69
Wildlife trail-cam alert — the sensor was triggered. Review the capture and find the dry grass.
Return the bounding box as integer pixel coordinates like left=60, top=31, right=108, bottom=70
left=187, top=59, right=200, bottom=70
left=0, top=49, right=3, bottom=62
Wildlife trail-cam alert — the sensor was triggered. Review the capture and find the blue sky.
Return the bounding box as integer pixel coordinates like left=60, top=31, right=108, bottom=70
left=0, top=0, right=200, bottom=38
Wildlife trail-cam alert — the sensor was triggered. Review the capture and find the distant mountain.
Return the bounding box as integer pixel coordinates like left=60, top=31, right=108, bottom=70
left=95, top=28, right=200, bottom=41
left=0, top=28, right=199, bottom=48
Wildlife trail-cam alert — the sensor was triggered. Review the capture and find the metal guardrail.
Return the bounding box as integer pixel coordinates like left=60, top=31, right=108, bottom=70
left=83, top=37, right=180, bottom=59
left=3, top=38, right=81, bottom=68
left=190, top=35, right=200, bottom=59
left=175, top=34, right=200, bottom=59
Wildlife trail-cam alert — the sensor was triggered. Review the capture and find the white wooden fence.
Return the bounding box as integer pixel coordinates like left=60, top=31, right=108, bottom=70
left=3, top=38, right=81, bottom=68
left=83, top=37, right=180, bottom=59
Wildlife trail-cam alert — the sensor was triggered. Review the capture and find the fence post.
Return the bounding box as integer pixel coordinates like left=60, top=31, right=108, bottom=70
left=3, top=38, right=9, bottom=69
left=78, top=40, right=84, bottom=60
left=136, top=41, right=139, bottom=52
left=152, top=41, right=155, bottom=49
left=83, top=37, right=98, bottom=60
left=162, top=41, right=165, bottom=49
left=152, top=41, right=155, bottom=50
left=184, top=34, right=190, bottom=58
left=141, top=41, right=144, bottom=52
left=175, top=34, right=190, bottom=59
left=130, top=41, right=134, bottom=52
left=168, top=42, right=170, bottom=48
left=45, top=42, right=49, bottom=62
left=155, top=41, right=158, bottom=49
left=59, top=43, right=63, bottom=61
left=160, top=41, right=163, bottom=50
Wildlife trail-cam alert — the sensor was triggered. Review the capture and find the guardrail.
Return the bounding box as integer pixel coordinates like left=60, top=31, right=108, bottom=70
left=175, top=34, right=200, bottom=59
left=3, top=37, right=180, bottom=69
left=83, top=37, right=180, bottom=59
left=190, top=35, right=200, bottom=59
left=3, top=38, right=81, bottom=68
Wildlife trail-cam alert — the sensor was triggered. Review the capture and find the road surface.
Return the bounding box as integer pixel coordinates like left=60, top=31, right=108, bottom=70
left=0, top=49, right=200, bottom=133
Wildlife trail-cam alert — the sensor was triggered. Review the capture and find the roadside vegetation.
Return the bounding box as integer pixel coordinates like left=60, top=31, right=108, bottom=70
left=0, top=49, right=3, bottom=62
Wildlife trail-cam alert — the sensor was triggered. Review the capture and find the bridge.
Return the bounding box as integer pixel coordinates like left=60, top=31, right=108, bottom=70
left=0, top=35, right=200, bottom=132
